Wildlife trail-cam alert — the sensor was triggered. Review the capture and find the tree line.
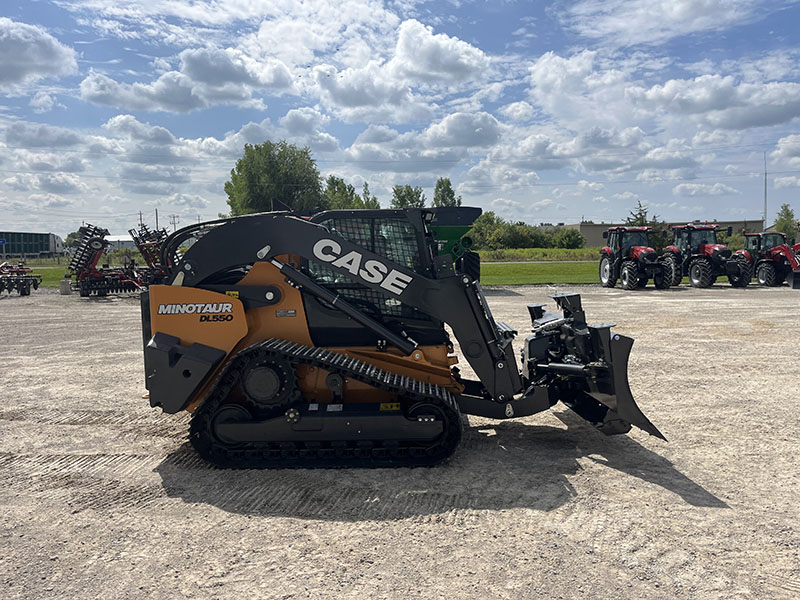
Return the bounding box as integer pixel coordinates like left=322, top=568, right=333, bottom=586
left=223, top=140, right=463, bottom=215
left=221, top=139, right=585, bottom=249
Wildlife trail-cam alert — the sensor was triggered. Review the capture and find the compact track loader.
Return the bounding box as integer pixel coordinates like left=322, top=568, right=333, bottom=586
left=141, top=208, right=664, bottom=468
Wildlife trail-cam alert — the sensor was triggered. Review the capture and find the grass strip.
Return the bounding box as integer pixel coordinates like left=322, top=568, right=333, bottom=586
left=481, top=261, right=598, bottom=285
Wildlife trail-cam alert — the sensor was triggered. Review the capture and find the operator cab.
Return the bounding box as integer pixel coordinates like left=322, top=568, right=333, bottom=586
left=745, top=233, right=786, bottom=255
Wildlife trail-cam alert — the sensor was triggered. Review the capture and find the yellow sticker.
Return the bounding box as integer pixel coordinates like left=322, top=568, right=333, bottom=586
left=225, top=290, right=239, bottom=298
left=379, top=402, right=401, bottom=411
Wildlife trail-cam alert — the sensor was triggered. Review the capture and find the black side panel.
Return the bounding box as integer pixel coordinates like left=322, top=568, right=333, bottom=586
left=144, top=333, right=227, bottom=414
left=140, top=291, right=151, bottom=351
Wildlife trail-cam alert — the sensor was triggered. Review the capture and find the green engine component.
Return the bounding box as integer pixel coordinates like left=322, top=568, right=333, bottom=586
left=431, top=225, right=473, bottom=258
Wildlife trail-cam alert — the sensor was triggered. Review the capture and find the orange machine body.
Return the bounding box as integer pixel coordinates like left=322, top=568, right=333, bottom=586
left=147, top=260, right=462, bottom=413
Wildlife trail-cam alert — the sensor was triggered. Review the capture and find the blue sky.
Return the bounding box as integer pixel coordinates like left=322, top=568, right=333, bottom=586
left=2, top=0, right=800, bottom=237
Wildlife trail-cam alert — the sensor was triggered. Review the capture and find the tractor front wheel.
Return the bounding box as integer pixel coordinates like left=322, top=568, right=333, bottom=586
left=599, top=256, right=616, bottom=287
left=689, top=259, right=714, bottom=288
left=661, top=254, right=683, bottom=286
left=654, top=270, right=669, bottom=289
left=729, top=257, right=752, bottom=288
left=620, top=261, right=639, bottom=290
left=757, top=262, right=778, bottom=286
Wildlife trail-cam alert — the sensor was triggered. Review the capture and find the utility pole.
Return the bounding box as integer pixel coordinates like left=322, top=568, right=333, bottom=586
left=138, top=211, right=144, bottom=227
left=169, top=214, right=180, bottom=232
left=155, top=208, right=159, bottom=230
left=763, top=152, right=768, bottom=228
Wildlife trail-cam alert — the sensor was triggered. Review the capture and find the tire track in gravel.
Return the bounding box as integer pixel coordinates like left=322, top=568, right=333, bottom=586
left=0, top=453, right=166, bottom=512
left=763, top=574, right=800, bottom=598
left=0, top=409, right=187, bottom=440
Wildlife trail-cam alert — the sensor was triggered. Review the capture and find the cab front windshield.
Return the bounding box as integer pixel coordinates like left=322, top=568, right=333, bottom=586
left=621, top=231, right=649, bottom=248
left=763, top=233, right=785, bottom=249
left=689, top=229, right=717, bottom=247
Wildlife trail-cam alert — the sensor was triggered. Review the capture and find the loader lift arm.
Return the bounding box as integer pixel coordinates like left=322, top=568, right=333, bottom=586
left=167, top=210, right=522, bottom=401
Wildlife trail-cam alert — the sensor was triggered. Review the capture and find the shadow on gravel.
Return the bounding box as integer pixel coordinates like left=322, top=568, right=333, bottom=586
left=154, top=410, right=726, bottom=520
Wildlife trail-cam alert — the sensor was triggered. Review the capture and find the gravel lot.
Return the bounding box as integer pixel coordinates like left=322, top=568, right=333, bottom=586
left=2, top=284, right=799, bottom=599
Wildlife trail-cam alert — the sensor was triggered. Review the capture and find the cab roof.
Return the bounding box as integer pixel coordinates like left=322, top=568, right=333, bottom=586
left=606, top=226, right=650, bottom=232
left=670, top=223, right=717, bottom=231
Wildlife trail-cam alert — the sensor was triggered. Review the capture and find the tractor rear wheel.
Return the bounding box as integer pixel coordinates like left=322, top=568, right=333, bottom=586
left=661, top=254, right=682, bottom=286
left=757, top=262, right=778, bottom=286
left=689, top=259, right=714, bottom=288
left=599, top=256, right=616, bottom=287
left=620, top=261, right=639, bottom=290
left=654, top=271, right=669, bottom=289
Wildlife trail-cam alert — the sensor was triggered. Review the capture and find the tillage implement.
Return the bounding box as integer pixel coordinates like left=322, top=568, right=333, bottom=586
left=0, top=262, right=42, bottom=295
left=141, top=208, right=664, bottom=468
left=68, top=224, right=142, bottom=296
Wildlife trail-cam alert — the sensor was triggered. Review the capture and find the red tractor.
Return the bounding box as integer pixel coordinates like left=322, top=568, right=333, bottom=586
left=735, top=232, right=800, bottom=288
left=599, top=226, right=670, bottom=289
left=660, top=223, right=751, bottom=288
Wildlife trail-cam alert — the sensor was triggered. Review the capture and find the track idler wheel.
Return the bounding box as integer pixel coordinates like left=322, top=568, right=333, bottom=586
left=240, top=357, right=298, bottom=415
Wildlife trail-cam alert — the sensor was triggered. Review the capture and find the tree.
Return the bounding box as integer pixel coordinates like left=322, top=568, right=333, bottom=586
left=626, top=200, right=649, bottom=226
left=469, top=212, right=506, bottom=249
left=625, top=199, right=669, bottom=251
left=553, top=228, right=585, bottom=249
left=774, top=203, right=797, bottom=243
left=324, top=175, right=360, bottom=209
left=64, top=230, right=82, bottom=248
left=432, top=177, right=462, bottom=207
left=360, top=182, right=381, bottom=209
left=390, top=185, right=426, bottom=209
left=224, top=140, right=324, bottom=215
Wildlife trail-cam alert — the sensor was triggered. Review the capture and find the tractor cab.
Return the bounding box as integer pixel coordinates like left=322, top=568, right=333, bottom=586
left=738, top=232, right=800, bottom=288
left=603, top=226, right=653, bottom=259
left=599, top=226, right=668, bottom=289
left=662, top=224, right=749, bottom=288
left=744, top=232, right=787, bottom=256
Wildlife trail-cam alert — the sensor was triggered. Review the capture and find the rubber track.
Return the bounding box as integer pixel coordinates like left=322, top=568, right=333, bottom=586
left=190, top=338, right=463, bottom=469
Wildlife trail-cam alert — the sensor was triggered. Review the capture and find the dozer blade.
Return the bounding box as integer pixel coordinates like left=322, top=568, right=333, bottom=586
left=562, top=329, right=666, bottom=440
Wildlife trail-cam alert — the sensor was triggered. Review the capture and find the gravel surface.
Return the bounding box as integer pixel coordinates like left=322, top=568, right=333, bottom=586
left=1, top=284, right=799, bottom=599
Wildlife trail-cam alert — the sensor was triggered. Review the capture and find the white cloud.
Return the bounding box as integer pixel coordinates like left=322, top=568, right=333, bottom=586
left=423, top=112, right=501, bottom=148
left=770, top=134, right=800, bottom=167
left=388, top=20, right=490, bottom=85
left=14, top=149, right=86, bottom=173
left=579, top=180, right=605, bottom=191
left=673, top=182, right=740, bottom=196
left=614, top=191, right=639, bottom=201
left=0, top=18, right=77, bottom=90
left=80, top=70, right=207, bottom=112
left=27, top=192, right=73, bottom=209
left=103, top=114, right=176, bottom=144
left=4, top=172, right=89, bottom=194
left=565, top=0, right=767, bottom=47
left=164, top=192, right=210, bottom=208
left=774, top=176, right=800, bottom=188
left=5, top=121, right=83, bottom=147
left=80, top=46, right=294, bottom=113
left=627, top=75, right=800, bottom=130
left=29, top=92, right=62, bottom=113
left=498, top=101, right=534, bottom=122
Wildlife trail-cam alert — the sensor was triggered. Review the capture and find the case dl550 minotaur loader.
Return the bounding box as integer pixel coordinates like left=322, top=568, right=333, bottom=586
left=141, top=208, right=664, bottom=468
